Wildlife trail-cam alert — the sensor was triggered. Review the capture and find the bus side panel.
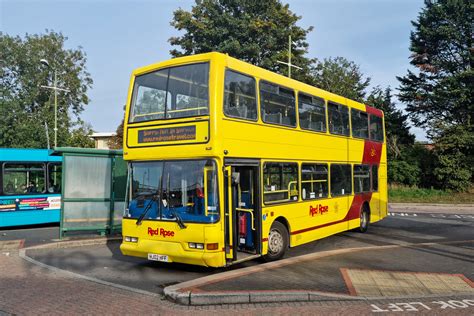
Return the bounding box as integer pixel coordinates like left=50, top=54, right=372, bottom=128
left=0, top=210, right=60, bottom=228
left=378, top=163, right=388, bottom=221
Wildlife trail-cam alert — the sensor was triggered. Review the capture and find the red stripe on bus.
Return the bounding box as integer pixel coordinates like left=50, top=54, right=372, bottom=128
left=362, top=140, right=383, bottom=165
left=291, top=193, right=372, bottom=236
left=365, top=105, right=383, bottom=117
left=262, top=238, right=268, bottom=242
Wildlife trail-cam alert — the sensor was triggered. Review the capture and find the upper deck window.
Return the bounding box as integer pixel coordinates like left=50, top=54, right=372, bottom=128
left=369, top=114, right=384, bottom=142
left=351, top=109, right=369, bottom=139
left=328, top=102, right=350, bottom=136
left=260, top=81, right=296, bottom=127
left=298, top=93, right=326, bottom=132
left=129, top=63, right=209, bottom=123
left=224, top=70, right=257, bottom=120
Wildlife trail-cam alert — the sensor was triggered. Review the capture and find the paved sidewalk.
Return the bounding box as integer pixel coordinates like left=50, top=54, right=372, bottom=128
left=1, top=204, right=473, bottom=314
left=0, top=248, right=445, bottom=315
left=389, top=203, right=474, bottom=214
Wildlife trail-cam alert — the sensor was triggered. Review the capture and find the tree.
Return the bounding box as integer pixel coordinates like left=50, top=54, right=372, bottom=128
left=366, top=86, right=415, bottom=150
left=397, top=0, right=473, bottom=191
left=310, top=57, right=370, bottom=102
left=431, top=123, right=473, bottom=191
left=397, top=0, right=472, bottom=132
left=169, top=0, right=314, bottom=83
left=108, top=117, right=124, bottom=150
left=0, top=31, right=93, bottom=148
left=68, top=121, right=95, bottom=148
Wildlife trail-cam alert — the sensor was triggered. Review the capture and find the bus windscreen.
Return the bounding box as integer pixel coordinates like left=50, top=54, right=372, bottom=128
left=127, top=159, right=219, bottom=223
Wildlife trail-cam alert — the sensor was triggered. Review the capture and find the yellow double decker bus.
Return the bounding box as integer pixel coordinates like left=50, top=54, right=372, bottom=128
left=120, top=52, right=387, bottom=267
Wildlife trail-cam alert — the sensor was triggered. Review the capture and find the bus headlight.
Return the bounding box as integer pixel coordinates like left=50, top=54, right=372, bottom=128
left=125, top=236, right=138, bottom=243
left=188, top=242, right=204, bottom=249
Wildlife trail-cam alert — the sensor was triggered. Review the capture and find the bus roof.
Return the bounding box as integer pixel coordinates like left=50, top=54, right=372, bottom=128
left=132, top=52, right=383, bottom=117
left=0, top=148, right=62, bottom=162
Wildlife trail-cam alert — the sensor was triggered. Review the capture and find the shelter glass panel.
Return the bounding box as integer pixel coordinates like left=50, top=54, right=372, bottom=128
left=64, top=156, right=111, bottom=199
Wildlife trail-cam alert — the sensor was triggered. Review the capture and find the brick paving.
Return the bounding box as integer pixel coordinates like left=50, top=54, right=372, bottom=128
left=1, top=250, right=473, bottom=315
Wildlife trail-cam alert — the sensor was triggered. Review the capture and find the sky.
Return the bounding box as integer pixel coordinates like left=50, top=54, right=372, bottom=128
left=1, top=0, right=427, bottom=140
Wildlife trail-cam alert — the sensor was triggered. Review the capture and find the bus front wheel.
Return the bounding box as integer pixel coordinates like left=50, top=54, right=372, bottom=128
left=358, top=204, right=370, bottom=233
left=263, top=221, right=288, bottom=262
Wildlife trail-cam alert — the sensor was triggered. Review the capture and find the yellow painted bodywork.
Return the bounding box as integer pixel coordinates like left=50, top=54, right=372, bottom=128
left=121, top=52, right=388, bottom=267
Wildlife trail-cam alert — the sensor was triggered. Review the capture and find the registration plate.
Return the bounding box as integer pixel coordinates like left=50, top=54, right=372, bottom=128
left=148, top=253, right=169, bottom=262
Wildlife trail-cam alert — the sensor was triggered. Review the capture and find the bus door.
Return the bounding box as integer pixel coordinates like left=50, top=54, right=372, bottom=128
left=224, top=160, right=261, bottom=264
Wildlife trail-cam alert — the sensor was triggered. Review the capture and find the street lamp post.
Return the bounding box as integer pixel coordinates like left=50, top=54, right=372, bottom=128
left=40, top=59, right=70, bottom=148
left=277, top=35, right=302, bottom=78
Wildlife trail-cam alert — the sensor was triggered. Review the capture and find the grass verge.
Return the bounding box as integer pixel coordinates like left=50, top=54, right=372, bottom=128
left=389, top=186, right=474, bottom=204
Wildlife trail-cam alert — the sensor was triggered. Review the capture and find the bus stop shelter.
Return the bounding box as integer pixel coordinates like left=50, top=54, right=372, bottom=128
left=53, top=147, right=127, bottom=238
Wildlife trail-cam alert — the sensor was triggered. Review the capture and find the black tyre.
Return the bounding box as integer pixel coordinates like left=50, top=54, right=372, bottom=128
left=358, top=204, right=370, bottom=233
left=263, top=221, right=289, bottom=262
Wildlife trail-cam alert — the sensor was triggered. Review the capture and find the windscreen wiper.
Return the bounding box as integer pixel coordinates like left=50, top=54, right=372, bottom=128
left=136, top=195, right=157, bottom=225
left=172, top=209, right=187, bottom=229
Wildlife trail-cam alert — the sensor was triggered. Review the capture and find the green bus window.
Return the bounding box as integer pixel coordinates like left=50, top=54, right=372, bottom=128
left=263, top=162, right=298, bottom=203
left=260, top=81, right=296, bottom=127
left=330, top=164, right=352, bottom=196
left=298, top=93, right=326, bottom=132
left=224, top=70, right=257, bottom=120
left=3, top=163, right=46, bottom=195
left=351, top=109, right=369, bottom=139
left=301, top=163, right=328, bottom=200
left=354, top=164, right=370, bottom=193
left=47, top=163, right=62, bottom=193
left=372, top=165, right=379, bottom=192
left=369, top=114, right=384, bottom=142
left=328, top=102, right=350, bottom=136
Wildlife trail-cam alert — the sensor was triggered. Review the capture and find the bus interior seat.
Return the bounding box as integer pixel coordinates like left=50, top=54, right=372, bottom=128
left=265, top=112, right=282, bottom=124
left=240, top=191, right=252, bottom=208
left=282, top=116, right=292, bottom=125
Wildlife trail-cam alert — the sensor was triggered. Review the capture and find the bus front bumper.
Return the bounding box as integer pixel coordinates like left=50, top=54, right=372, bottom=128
left=120, top=238, right=224, bottom=267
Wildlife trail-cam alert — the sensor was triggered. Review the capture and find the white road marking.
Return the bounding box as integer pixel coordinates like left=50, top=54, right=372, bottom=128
left=371, top=300, right=474, bottom=313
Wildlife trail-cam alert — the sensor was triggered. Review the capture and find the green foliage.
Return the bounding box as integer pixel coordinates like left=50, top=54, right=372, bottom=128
left=366, top=87, right=415, bottom=150
left=0, top=31, right=93, bottom=148
left=68, top=121, right=95, bottom=148
left=108, top=117, right=124, bottom=149
left=389, top=185, right=474, bottom=203
left=388, top=160, right=421, bottom=187
left=431, top=123, right=473, bottom=191
left=169, top=0, right=314, bottom=83
left=397, top=0, right=473, bottom=130
left=310, top=57, right=370, bottom=102
left=397, top=0, right=473, bottom=192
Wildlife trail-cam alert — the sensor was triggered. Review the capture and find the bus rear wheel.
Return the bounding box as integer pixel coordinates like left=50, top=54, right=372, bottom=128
left=263, top=221, right=288, bottom=262
left=358, top=204, right=370, bottom=233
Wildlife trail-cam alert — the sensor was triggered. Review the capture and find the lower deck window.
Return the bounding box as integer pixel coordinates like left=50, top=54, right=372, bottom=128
left=372, top=165, right=379, bottom=191
left=354, top=164, right=370, bottom=193
left=330, top=164, right=352, bottom=196
left=263, top=162, right=298, bottom=203
left=2, top=163, right=46, bottom=195
left=301, top=163, right=328, bottom=199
